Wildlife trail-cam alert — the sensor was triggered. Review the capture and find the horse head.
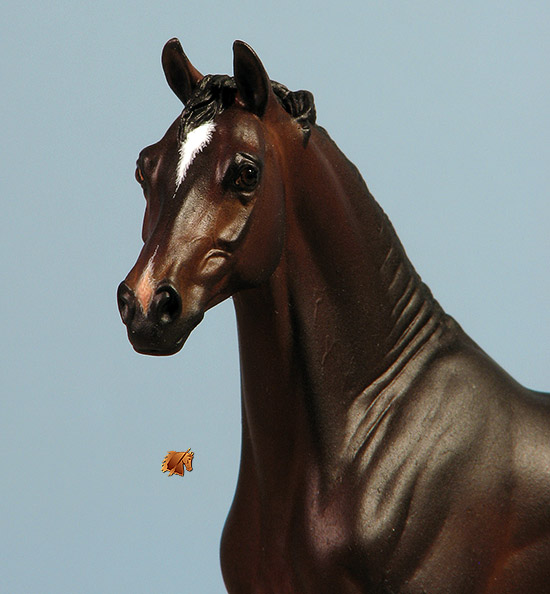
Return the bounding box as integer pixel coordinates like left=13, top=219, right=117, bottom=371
left=183, top=450, right=194, bottom=473
left=118, top=40, right=305, bottom=355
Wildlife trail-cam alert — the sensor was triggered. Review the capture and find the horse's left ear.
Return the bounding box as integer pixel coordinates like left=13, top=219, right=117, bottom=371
left=233, top=41, right=272, bottom=118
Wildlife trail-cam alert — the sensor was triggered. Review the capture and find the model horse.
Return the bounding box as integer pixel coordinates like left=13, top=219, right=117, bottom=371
left=118, top=39, right=550, bottom=593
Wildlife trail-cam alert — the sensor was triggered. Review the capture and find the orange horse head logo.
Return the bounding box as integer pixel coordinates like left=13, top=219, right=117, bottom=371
left=161, top=449, right=194, bottom=476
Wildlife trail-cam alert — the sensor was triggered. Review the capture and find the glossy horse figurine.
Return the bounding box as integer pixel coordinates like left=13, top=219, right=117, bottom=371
left=118, top=39, right=550, bottom=593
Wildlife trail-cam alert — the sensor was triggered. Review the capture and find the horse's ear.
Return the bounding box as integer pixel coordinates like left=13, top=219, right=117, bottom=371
left=162, top=38, right=203, bottom=104
left=233, top=41, right=271, bottom=118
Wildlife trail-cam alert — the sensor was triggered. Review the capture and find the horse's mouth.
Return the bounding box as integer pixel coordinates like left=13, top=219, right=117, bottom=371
left=126, top=313, right=204, bottom=357
left=132, top=341, right=184, bottom=357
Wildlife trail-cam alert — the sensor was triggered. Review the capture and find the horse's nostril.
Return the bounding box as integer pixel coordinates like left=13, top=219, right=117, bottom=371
left=153, top=284, right=181, bottom=324
left=117, top=282, right=136, bottom=325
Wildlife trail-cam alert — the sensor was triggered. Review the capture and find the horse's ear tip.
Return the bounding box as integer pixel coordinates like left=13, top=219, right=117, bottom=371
left=233, top=40, right=254, bottom=55
left=164, top=38, right=182, bottom=53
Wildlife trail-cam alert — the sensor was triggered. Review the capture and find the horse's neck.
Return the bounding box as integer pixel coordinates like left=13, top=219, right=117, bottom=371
left=233, top=125, right=443, bottom=481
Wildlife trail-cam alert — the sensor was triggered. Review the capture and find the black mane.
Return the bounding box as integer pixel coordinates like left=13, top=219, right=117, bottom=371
left=179, top=74, right=317, bottom=144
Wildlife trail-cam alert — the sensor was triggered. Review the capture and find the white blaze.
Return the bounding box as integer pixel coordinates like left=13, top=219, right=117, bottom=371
left=135, top=246, right=158, bottom=312
left=175, top=121, right=216, bottom=190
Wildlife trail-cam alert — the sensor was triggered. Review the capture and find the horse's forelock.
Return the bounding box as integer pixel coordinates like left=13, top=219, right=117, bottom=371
left=177, top=74, right=316, bottom=144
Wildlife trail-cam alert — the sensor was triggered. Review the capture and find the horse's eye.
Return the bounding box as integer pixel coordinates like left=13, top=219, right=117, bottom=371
left=234, top=164, right=259, bottom=191
left=135, top=167, right=144, bottom=185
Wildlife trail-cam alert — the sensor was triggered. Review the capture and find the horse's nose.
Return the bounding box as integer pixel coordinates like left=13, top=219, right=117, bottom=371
left=150, top=284, right=182, bottom=324
left=117, top=282, right=136, bottom=325
left=117, top=281, right=182, bottom=326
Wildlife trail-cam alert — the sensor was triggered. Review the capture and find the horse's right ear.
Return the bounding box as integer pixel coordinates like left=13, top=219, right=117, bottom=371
left=162, top=38, right=203, bottom=104
left=233, top=41, right=271, bottom=118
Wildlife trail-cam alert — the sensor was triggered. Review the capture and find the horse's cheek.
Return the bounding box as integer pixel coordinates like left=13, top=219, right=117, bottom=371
left=238, top=188, right=285, bottom=286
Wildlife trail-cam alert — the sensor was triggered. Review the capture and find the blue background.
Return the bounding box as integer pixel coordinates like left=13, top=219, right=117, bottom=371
left=2, top=2, right=548, bottom=592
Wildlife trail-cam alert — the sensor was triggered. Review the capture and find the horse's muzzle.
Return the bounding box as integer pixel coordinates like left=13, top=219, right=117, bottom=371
left=117, top=281, right=201, bottom=355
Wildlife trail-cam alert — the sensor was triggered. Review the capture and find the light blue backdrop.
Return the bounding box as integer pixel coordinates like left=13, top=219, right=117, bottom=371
left=2, top=1, right=548, bottom=592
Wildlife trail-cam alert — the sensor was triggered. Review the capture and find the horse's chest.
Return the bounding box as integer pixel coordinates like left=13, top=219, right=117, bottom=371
left=221, top=481, right=363, bottom=593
